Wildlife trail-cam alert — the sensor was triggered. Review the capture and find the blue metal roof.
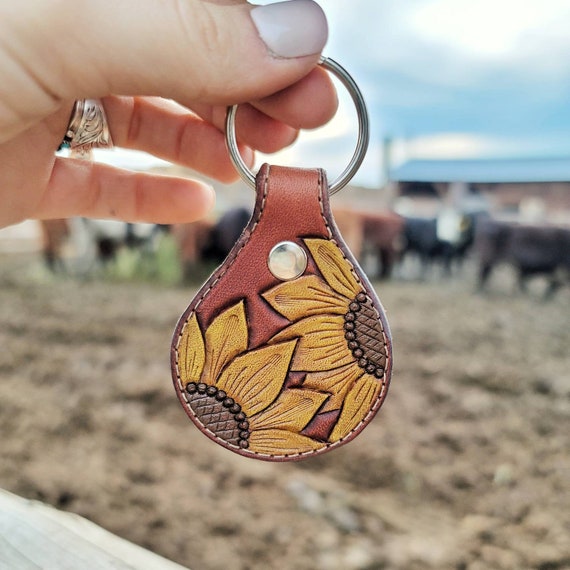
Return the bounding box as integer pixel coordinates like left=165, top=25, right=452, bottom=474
left=390, top=157, right=570, bottom=184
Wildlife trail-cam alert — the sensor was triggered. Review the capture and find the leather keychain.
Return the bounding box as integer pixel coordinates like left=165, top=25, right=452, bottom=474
left=171, top=58, right=392, bottom=461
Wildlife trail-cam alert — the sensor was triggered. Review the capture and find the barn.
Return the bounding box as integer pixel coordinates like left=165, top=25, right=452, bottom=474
left=389, top=156, right=570, bottom=224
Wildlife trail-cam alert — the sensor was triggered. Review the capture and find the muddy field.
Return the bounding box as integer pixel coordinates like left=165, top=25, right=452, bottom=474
left=1, top=253, right=569, bottom=570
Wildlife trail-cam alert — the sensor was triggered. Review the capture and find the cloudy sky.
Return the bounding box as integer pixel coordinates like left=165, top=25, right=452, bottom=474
left=100, top=1, right=570, bottom=189
left=260, top=0, right=570, bottom=187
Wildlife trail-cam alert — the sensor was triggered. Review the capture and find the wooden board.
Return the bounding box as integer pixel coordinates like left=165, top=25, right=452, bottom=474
left=0, top=489, right=188, bottom=569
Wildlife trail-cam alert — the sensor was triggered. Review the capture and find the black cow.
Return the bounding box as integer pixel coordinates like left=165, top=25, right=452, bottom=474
left=401, top=217, right=441, bottom=276
left=401, top=212, right=477, bottom=278
left=201, top=207, right=252, bottom=263
left=476, top=220, right=570, bottom=298
left=77, top=219, right=168, bottom=270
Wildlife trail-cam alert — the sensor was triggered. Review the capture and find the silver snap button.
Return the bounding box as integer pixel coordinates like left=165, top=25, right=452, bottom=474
left=268, top=241, right=307, bottom=281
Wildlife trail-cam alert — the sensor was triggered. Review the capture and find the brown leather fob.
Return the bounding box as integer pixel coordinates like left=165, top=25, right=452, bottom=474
left=171, top=165, right=392, bottom=461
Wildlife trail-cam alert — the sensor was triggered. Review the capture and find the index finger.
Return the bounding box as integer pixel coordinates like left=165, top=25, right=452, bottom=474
left=189, top=66, right=338, bottom=150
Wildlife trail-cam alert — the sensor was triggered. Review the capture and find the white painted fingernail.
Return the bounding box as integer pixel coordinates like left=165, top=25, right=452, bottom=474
left=251, top=0, right=328, bottom=58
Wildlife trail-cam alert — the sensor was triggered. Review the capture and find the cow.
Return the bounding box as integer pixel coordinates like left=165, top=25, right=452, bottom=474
left=173, top=206, right=403, bottom=282
left=360, top=211, right=405, bottom=279
left=476, top=219, right=570, bottom=298
left=332, top=207, right=366, bottom=261
left=400, top=216, right=441, bottom=276
left=400, top=211, right=479, bottom=278
left=38, top=219, right=70, bottom=272
left=170, top=208, right=253, bottom=281
left=76, top=219, right=167, bottom=268
left=333, top=207, right=404, bottom=279
left=332, top=208, right=404, bottom=279
left=201, top=207, right=252, bottom=264
left=39, top=219, right=170, bottom=274
left=170, top=219, right=216, bottom=280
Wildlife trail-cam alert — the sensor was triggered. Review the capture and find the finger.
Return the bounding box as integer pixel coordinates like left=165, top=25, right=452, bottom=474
left=253, top=66, right=339, bottom=129
left=86, top=0, right=327, bottom=102
left=2, top=0, right=328, bottom=130
left=102, top=96, right=255, bottom=183
left=184, top=67, right=337, bottom=149
left=188, top=101, right=299, bottom=154
left=35, top=157, right=215, bottom=224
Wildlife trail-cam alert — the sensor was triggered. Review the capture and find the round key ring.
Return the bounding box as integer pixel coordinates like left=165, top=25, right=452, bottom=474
left=225, top=56, right=370, bottom=196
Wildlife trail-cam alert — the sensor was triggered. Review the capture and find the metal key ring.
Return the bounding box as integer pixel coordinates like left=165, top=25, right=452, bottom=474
left=225, top=56, right=370, bottom=196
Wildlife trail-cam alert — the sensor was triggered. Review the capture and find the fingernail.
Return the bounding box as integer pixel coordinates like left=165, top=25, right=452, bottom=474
left=251, top=0, right=328, bottom=59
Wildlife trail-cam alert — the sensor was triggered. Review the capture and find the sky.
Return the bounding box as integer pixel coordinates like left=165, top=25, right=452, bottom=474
left=259, top=0, right=570, bottom=187
left=98, top=0, right=570, bottom=189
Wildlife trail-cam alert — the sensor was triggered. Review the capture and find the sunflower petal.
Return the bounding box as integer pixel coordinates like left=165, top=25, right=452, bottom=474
left=271, top=315, right=354, bottom=372
left=303, top=363, right=364, bottom=412
left=177, top=313, right=205, bottom=386
left=248, top=429, right=323, bottom=455
left=263, top=275, right=348, bottom=321
left=216, top=340, right=297, bottom=416
left=305, top=238, right=360, bottom=300
left=249, top=389, right=329, bottom=432
left=329, top=376, right=382, bottom=442
left=203, top=301, right=248, bottom=382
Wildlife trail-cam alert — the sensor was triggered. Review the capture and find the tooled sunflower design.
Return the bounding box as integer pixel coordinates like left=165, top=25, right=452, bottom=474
left=263, top=238, right=389, bottom=442
left=176, top=301, right=329, bottom=455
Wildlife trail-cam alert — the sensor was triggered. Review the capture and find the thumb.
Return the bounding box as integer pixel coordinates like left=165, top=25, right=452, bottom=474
left=53, top=0, right=327, bottom=105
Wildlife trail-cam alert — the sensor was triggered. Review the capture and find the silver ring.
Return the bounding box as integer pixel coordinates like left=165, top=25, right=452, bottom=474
left=225, top=56, right=370, bottom=196
left=59, top=98, right=113, bottom=158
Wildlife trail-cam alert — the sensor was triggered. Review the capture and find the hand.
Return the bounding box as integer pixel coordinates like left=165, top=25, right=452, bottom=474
left=0, top=0, right=336, bottom=229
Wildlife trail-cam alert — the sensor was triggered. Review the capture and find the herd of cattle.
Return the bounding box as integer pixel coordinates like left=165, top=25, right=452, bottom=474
left=39, top=206, right=570, bottom=297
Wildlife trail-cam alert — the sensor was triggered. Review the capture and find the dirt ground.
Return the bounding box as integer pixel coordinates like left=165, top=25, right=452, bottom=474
left=1, top=253, right=569, bottom=570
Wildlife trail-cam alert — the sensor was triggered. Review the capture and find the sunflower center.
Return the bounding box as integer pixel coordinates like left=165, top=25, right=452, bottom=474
left=185, top=383, right=250, bottom=449
left=343, top=292, right=387, bottom=378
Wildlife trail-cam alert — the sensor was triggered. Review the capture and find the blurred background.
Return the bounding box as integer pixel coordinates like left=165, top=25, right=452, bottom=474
left=1, top=1, right=569, bottom=569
